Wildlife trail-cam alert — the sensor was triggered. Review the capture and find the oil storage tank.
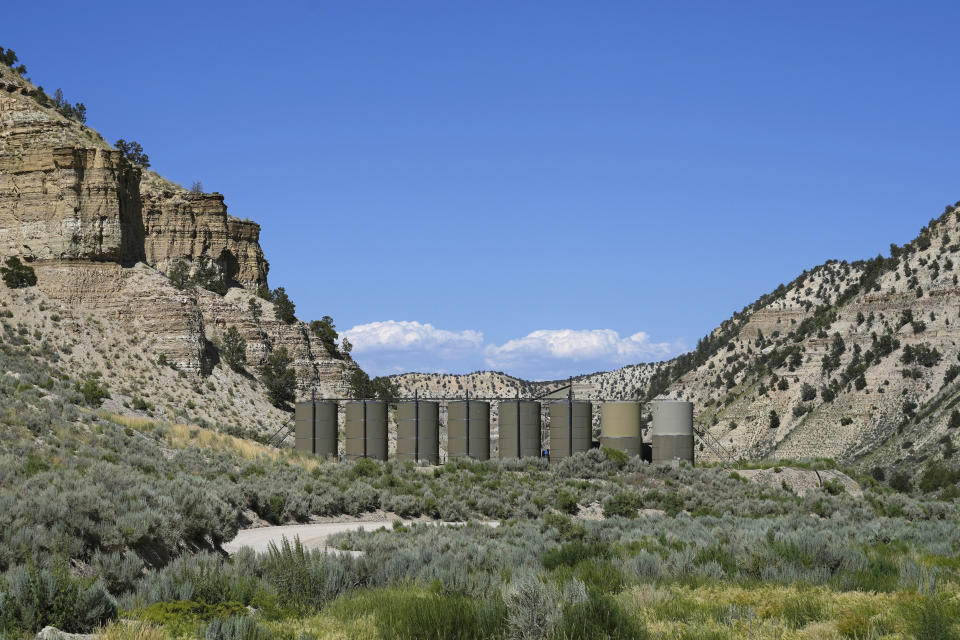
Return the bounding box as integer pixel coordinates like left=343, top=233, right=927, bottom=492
left=448, top=400, right=490, bottom=460
left=549, top=401, right=592, bottom=461
left=344, top=400, right=388, bottom=460
left=651, top=400, right=694, bottom=465
left=396, top=400, right=440, bottom=464
left=600, top=401, right=641, bottom=457
left=499, top=400, right=541, bottom=459
left=294, top=400, right=338, bottom=458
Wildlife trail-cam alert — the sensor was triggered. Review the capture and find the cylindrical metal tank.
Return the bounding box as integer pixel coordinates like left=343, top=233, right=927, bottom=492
left=396, top=400, right=440, bottom=464
left=549, top=401, right=593, bottom=461
left=499, top=400, right=541, bottom=459
left=651, top=400, right=694, bottom=465
left=447, top=400, right=490, bottom=460
left=600, top=401, right=642, bottom=457
left=294, top=401, right=338, bottom=458
left=344, top=401, right=388, bottom=460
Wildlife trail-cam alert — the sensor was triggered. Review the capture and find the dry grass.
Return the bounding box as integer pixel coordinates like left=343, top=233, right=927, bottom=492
left=264, top=612, right=378, bottom=640
left=104, top=413, right=325, bottom=472
left=620, top=583, right=912, bottom=639
left=96, top=620, right=166, bottom=640
left=105, top=413, right=158, bottom=431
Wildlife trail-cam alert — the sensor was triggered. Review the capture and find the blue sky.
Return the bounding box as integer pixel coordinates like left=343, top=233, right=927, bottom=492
left=7, top=1, right=960, bottom=379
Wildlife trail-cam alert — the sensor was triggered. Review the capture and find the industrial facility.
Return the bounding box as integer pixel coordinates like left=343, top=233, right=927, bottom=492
left=294, top=394, right=697, bottom=466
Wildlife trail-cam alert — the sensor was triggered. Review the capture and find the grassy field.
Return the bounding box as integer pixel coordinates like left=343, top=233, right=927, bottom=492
left=1, top=338, right=960, bottom=639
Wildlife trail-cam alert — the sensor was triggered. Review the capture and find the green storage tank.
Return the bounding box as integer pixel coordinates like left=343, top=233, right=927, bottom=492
left=344, top=400, right=388, bottom=460
left=448, top=400, right=490, bottom=460
left=499, top=400, right=541, bottom=459
left=294, top=401, right=338, bottom=458
left=396, top=400, right=440, bottom=464
left=599, top=401, right=641, bottom=457
left=549, top=401, right=592, bottom=461
left=651, top=400, right=694, bottom=465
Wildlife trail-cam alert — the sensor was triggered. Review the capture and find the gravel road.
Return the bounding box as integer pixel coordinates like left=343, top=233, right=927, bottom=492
left=223, top=520, right=497, bottom=555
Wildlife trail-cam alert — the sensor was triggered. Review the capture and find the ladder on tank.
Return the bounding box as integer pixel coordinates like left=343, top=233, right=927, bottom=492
left=692, top=423, right=735, bottom=465
left=265, top=417, right=294, bottom=448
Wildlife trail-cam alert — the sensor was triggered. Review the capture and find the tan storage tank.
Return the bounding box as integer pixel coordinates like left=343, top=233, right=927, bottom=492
left=344, top=401, right=388, bottom=460
left=549, top=401, right=592, bottom=461
left=396, top=400, right=440, bottom=464
left=447, top=400, right=490, bottom=460
left=600, top=401, right=642, bottom=456
left=499, top=400, right=541, bottom=459
left=651, top=400, right=694, bottom=465
left=294, top=401, right=338, bottom=458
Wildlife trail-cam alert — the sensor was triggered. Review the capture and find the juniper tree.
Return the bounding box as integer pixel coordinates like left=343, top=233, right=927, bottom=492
left=310, top=316, right=339, bottom=357
left=168, top=260, right=191, bottom=290
left=248, top=298, right=263, bottom=323
left=220, top=326, right=247, bottom=372
left=0, top=257, right=36, bottom=289
left=260, top=347, right=296, bottom=406
left=272, top=287, right=295, bottom=323
left=114, top=139, right=150, bottom=167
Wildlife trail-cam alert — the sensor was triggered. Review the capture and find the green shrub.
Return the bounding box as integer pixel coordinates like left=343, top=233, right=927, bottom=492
left=782, top=593, right=825, bottom=629
left=329, top=588, right=506, bottom=640
left=601, top=447, right=629, bottom=467
left=138, top=601, right=248, bottom=637
left=945, top=365, right=960, bottom=385
left=76, top=378, right=109, bottom=406
left=572, top=559, right=625, bottom=595
left=0, top=257, right=37, bottom=289
left=821, top=478, right=845, bottom=495
left=602, top=492, right=640, bottom=518
left=192, top=259, right=228, bottom=295
left=542, top=541, right=611, bottom=571
left=258, top=538, right=353, bottom=614
left=901, top=595, right=960, bottom=640
left=198, top=615, right=272, bottom=640
left=890, top=471, right=913, bottom=493
left=348, top=458, right=381, bottom=479
left=0, top=556, right=117, bottom=633
left=557, top=592, right=647, bottom=640
left=23, top=453, right=50, bottom=476
left=918, top=463, right=960, bottom=493
left=556, top=490, right=579, bottom=515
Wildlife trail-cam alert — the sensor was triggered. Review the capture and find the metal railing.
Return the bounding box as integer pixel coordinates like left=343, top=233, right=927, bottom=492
left=692, top=423, right=736, bottom=464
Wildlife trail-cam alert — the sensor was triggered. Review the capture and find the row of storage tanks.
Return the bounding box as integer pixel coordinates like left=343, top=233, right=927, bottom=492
left=294, top=399, right=695, bottom=465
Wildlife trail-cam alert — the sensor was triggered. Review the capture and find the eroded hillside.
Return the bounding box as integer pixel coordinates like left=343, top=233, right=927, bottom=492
left=0, top=61, right=356, bottom=425
left=396, top=205, right=960, bottom=479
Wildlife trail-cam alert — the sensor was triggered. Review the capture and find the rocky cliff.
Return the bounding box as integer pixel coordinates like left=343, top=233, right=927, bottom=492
left=0, top=65, right=354, bottom=408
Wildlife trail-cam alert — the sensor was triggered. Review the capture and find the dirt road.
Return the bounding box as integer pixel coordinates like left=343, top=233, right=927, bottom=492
left=223, top=520, right=497, bottom=555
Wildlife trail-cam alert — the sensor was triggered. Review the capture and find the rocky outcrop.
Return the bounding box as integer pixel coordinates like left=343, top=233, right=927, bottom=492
left=141, top=179, right=268, bottom=288
left=35, top=261, right=211, bottom=373
left=199, top=288, right=354, bottom=397
left=0, top=93, right=142, bottom=263
left=0, top=68, right=353, bottom=400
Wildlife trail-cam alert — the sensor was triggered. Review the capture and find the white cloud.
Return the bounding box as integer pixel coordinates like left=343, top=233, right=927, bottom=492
left=341, top=321, right=683, bottom=379
left=343, top=320, right=483, bottom=353
left=484, top=329, right=678, bottom=376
